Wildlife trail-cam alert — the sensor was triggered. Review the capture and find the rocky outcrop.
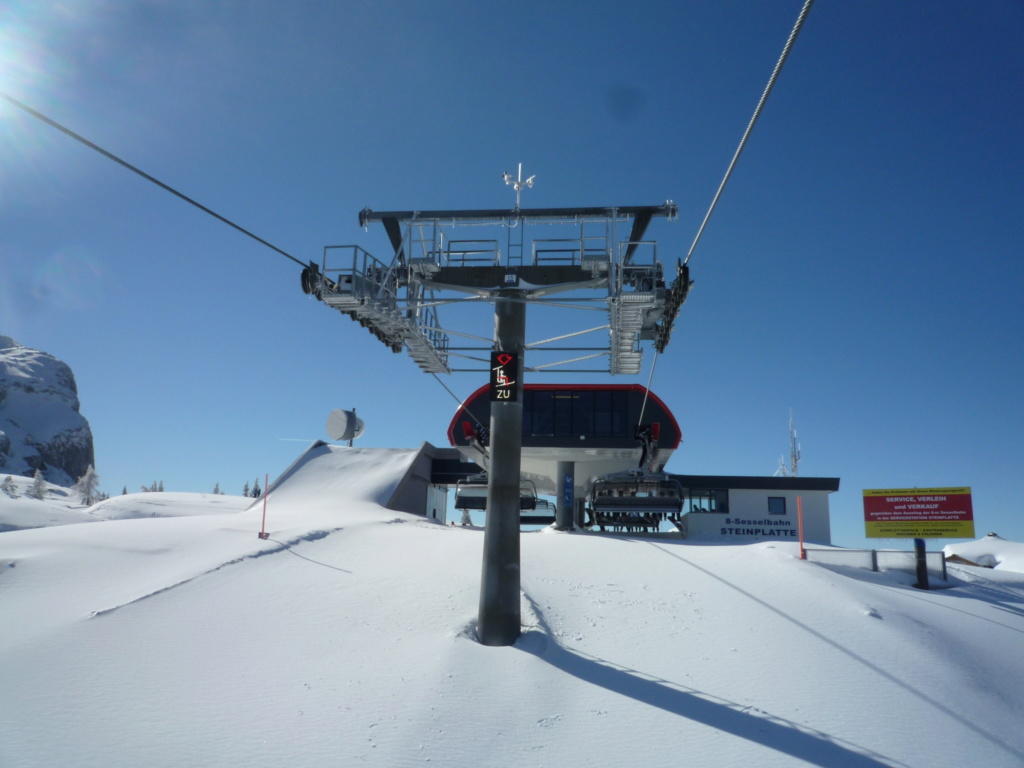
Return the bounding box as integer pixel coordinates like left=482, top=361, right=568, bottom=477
left=0, top=335, right=95, bottom=486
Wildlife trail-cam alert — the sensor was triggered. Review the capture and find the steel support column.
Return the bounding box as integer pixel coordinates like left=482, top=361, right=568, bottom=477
left=478, top=295, right=525, bottom=646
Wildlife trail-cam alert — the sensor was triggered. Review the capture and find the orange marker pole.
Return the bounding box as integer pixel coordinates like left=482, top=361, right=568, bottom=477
left=798, top=495, right=805, bottom=559
left=258, top=472, right=269, bottom=539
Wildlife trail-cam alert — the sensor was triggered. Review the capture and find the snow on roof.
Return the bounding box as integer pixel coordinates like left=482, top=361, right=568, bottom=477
left=945, top=534, right=1024, bottom=573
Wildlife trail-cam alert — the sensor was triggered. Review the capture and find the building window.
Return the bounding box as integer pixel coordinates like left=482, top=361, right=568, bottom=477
left=688, top=489, right=729, bottom=514
left=768, top=496, right=786, bottom=515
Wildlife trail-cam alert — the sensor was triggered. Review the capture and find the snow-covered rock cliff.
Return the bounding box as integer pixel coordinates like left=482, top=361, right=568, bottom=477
left=0, top=335, right=95, bottom=486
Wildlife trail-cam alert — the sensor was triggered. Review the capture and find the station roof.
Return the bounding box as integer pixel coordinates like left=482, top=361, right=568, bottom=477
left=359, top=203, right=678, bottom=261
left=672, top=475, right=840, bottom=492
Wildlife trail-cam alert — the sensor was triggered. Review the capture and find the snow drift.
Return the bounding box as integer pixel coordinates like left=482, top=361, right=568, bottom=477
left=1, top=447, right=1023, bottom=767
left=945, top=533, right=1024, bottom=573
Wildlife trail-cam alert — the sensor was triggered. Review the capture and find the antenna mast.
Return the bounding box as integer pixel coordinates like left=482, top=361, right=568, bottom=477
left=775, top=409, right=801, bottom=477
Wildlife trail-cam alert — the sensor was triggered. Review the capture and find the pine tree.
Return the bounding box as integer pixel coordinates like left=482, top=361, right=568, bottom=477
left=243, top=481, right=250, bottom=496
left=252, top=478, right=261, bottom=498
left=27, top=469, right=46, bottom=500
left=122, top=486, right=127, bottom=495
left=1, top=476, right=17, bottom=497
left=158, top=480, right=164, bottom=492
left=73, top=466, right=101, bottom=506
left=213, top=482, right=221, bottom=495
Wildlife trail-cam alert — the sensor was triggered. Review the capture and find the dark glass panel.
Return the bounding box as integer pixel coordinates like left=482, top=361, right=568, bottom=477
left=611, top=390, right=629, bottom=436
left=593, top=390, right=612, bottom=436
left=532, top=390, right=554, bottom=436
left=573, top=390, right=594, bottom=436
left=553, top=392, right=573, bottom=436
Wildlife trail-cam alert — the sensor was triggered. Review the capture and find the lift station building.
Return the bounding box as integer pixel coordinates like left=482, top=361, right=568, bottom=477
left=445, top=383, right=838, bottom=545
left=300, top=200, right=837, bottom=545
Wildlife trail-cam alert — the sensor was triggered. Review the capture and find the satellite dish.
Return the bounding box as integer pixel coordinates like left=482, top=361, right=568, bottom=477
left=326, top=408, right=365, bottom=442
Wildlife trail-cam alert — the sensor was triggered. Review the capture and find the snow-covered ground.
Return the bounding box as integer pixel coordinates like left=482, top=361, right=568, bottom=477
left=2, top=447, right=1023, bottom=767
left=0, top=472, right=252, bottom=531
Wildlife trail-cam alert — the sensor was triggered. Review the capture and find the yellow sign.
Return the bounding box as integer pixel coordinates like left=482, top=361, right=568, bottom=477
left=863, top=487, right=974, bottom=539
left=864, top=520, right=976, bottom=538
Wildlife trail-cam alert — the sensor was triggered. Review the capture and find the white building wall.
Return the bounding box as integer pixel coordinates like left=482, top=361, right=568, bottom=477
left=684, top=489, right=832, bottom=545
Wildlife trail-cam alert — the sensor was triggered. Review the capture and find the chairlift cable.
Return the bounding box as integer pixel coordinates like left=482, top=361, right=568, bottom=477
left=684, top=0, right=815, bottom=266
left=431, top=372, right=486, bottom=429
left=0, top=91, right=306, bottom=268
left=632, top=0, right=815, bottom=435
left=637, top=349, right=661, bottom=428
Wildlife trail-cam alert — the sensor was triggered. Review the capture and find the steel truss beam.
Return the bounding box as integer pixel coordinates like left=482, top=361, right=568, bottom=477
left=303, top=202, right=690, bottom=376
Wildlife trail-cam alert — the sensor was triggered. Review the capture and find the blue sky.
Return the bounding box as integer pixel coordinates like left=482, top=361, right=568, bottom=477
left=1, top=0, right=1021, bottom=549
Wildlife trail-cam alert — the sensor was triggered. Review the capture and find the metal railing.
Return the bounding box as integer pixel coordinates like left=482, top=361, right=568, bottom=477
left=804, top=548, right=948, bottom=581
left=415, top=303, right=449, bottom=357
left=532, top=236, right=611, bottom=266
left=321, top=245, right=398, bottom=305
left=445, top=240, right=500, bottom=267
left=613, top=240, right=660, bottom=293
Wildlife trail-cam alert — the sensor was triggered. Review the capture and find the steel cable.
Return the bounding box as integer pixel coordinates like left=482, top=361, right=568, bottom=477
left=0, top=91, right=306, bottom=268
left=684, top=0, right=816, bottom=265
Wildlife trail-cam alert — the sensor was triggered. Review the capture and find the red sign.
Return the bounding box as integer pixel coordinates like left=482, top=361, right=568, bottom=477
left=863, top=487, right=974, bottom=538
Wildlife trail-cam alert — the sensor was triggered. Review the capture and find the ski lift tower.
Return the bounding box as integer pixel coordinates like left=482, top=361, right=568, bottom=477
left=301, top=171, right=691, bottom=645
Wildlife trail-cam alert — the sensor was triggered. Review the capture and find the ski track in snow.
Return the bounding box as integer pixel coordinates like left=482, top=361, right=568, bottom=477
left=88, top=529, right=343, bottom=618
